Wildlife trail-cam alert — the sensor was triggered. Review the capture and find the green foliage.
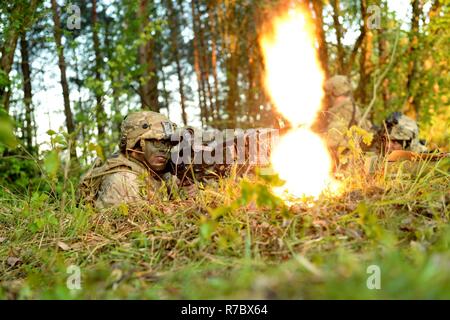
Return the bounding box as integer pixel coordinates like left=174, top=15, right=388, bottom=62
left=0, top=108, right=18, bottom=148
left=0, top=160, right=449, bottom=298
left=0, top=70, right=10, bottom=88
left=43, top=150, right=60, bottom=178
left=87, top=143, right=104, bottom=161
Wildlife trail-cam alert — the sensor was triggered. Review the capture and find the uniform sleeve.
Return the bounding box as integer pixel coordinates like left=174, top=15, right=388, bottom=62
left=326, top=108, right=351, bottom=149
left=95, top=171, right=146, bottom=209
left=326, top=102, right=373, bottom=150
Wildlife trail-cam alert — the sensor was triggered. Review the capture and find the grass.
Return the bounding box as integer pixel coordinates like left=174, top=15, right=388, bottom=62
left=0, top=155, right=449, bottom=299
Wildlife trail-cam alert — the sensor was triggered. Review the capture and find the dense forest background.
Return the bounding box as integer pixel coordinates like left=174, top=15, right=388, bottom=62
left=0, top=0, right=449, bottom=188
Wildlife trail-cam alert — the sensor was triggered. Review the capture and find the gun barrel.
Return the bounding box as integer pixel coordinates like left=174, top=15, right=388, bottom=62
left=387, top=150, right=449, bottom=162
left=169, top=128, right=280, bottom=184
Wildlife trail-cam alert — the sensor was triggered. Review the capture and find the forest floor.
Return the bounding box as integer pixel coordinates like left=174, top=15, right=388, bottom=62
left=0, top=156, right=449, bottom=299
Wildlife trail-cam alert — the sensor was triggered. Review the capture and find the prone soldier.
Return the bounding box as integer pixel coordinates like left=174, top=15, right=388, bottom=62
left=78, top=111, right=273, bottom=209
left=320, top=75, right=450, bottom=175
left=321, top=75, right=430, bottom=157
left=78, top=111, right=195, bottom=209
left=380, top=111, right=427, bottom=154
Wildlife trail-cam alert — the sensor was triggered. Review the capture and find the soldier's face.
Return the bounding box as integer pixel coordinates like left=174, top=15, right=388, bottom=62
left=387, top=140, right=403, bottom=152
left=143, top=139, right=171, bottom=172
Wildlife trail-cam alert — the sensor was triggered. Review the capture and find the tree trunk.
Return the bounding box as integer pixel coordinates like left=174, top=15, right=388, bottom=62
left=0, top=34, right=18, bottom=113
left=198, top=13, right=214, bottom=125
left=20, top=33, right=34, bottom=153
left=193, top=1, right=212, bottom=125
left=223, top=2, right=239, bottom=127
left=429, top=0, right=441, bottom=19
left=225, top=50, right=239, bottom=127
left=344, top=1, right=367, bottom=76
left=191, top=0, right=207, bottom=126
left=193, top=2, right=214, bottom=124
left=138, top=0, right=159, bottom=111
left=166, top=0, right=187, bottom=125
left=311, top=0, right=329, bottom=78
left=330, top=0, right=344, bottom=74
left=404, top=0, right=422, bottom=119
left=72, top=44, right=88, bottom=163
left=51, top=0, right=77, bottom=160
left=355, top=0, right=370, bottom=105
left=246, top=34, right=255, bottom=125
left=0, top=0, right=39, bottom=113
left=159, top=57, right=171, bottom=116
left=377, top=27, right=389, bottom=112
left=208, top=3, right=221, bottom=122
left=103, top=12, right=122, bottom=140
left=92, top=0, right=107, bottom=147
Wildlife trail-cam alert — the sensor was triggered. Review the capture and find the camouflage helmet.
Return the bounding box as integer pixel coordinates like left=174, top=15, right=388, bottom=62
left=385, top=112, right=418, bottom=141
left=384, top=112, right=427, bottom=153
left=324, top=75, right=352, bottom=97
left=119, top=111, right=176, bottom=151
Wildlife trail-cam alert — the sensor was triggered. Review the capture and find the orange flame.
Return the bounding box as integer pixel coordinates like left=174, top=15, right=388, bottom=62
left=260, top=4, right=337, bottom=199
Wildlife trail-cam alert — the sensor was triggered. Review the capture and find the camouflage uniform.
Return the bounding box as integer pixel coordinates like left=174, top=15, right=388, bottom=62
left=79, top=111, right=177, bottom=209
left=80, top=153, right=153, bottom=209
left=324, top=75, right=373, bottom=150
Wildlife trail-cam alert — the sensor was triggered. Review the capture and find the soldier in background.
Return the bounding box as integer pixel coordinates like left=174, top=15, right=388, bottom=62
left=382, top=111, right=427, bottom=154
left=321, top=75, right=373, bottom=163
left=365, top=112, right=433, bottom=174
left=78, top=111, right=195, bottom=209
left=320, top=75, right=431, bottom=174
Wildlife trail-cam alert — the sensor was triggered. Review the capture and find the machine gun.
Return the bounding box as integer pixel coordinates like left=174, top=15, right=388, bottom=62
left=168, top=127, right=278, bottom=186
